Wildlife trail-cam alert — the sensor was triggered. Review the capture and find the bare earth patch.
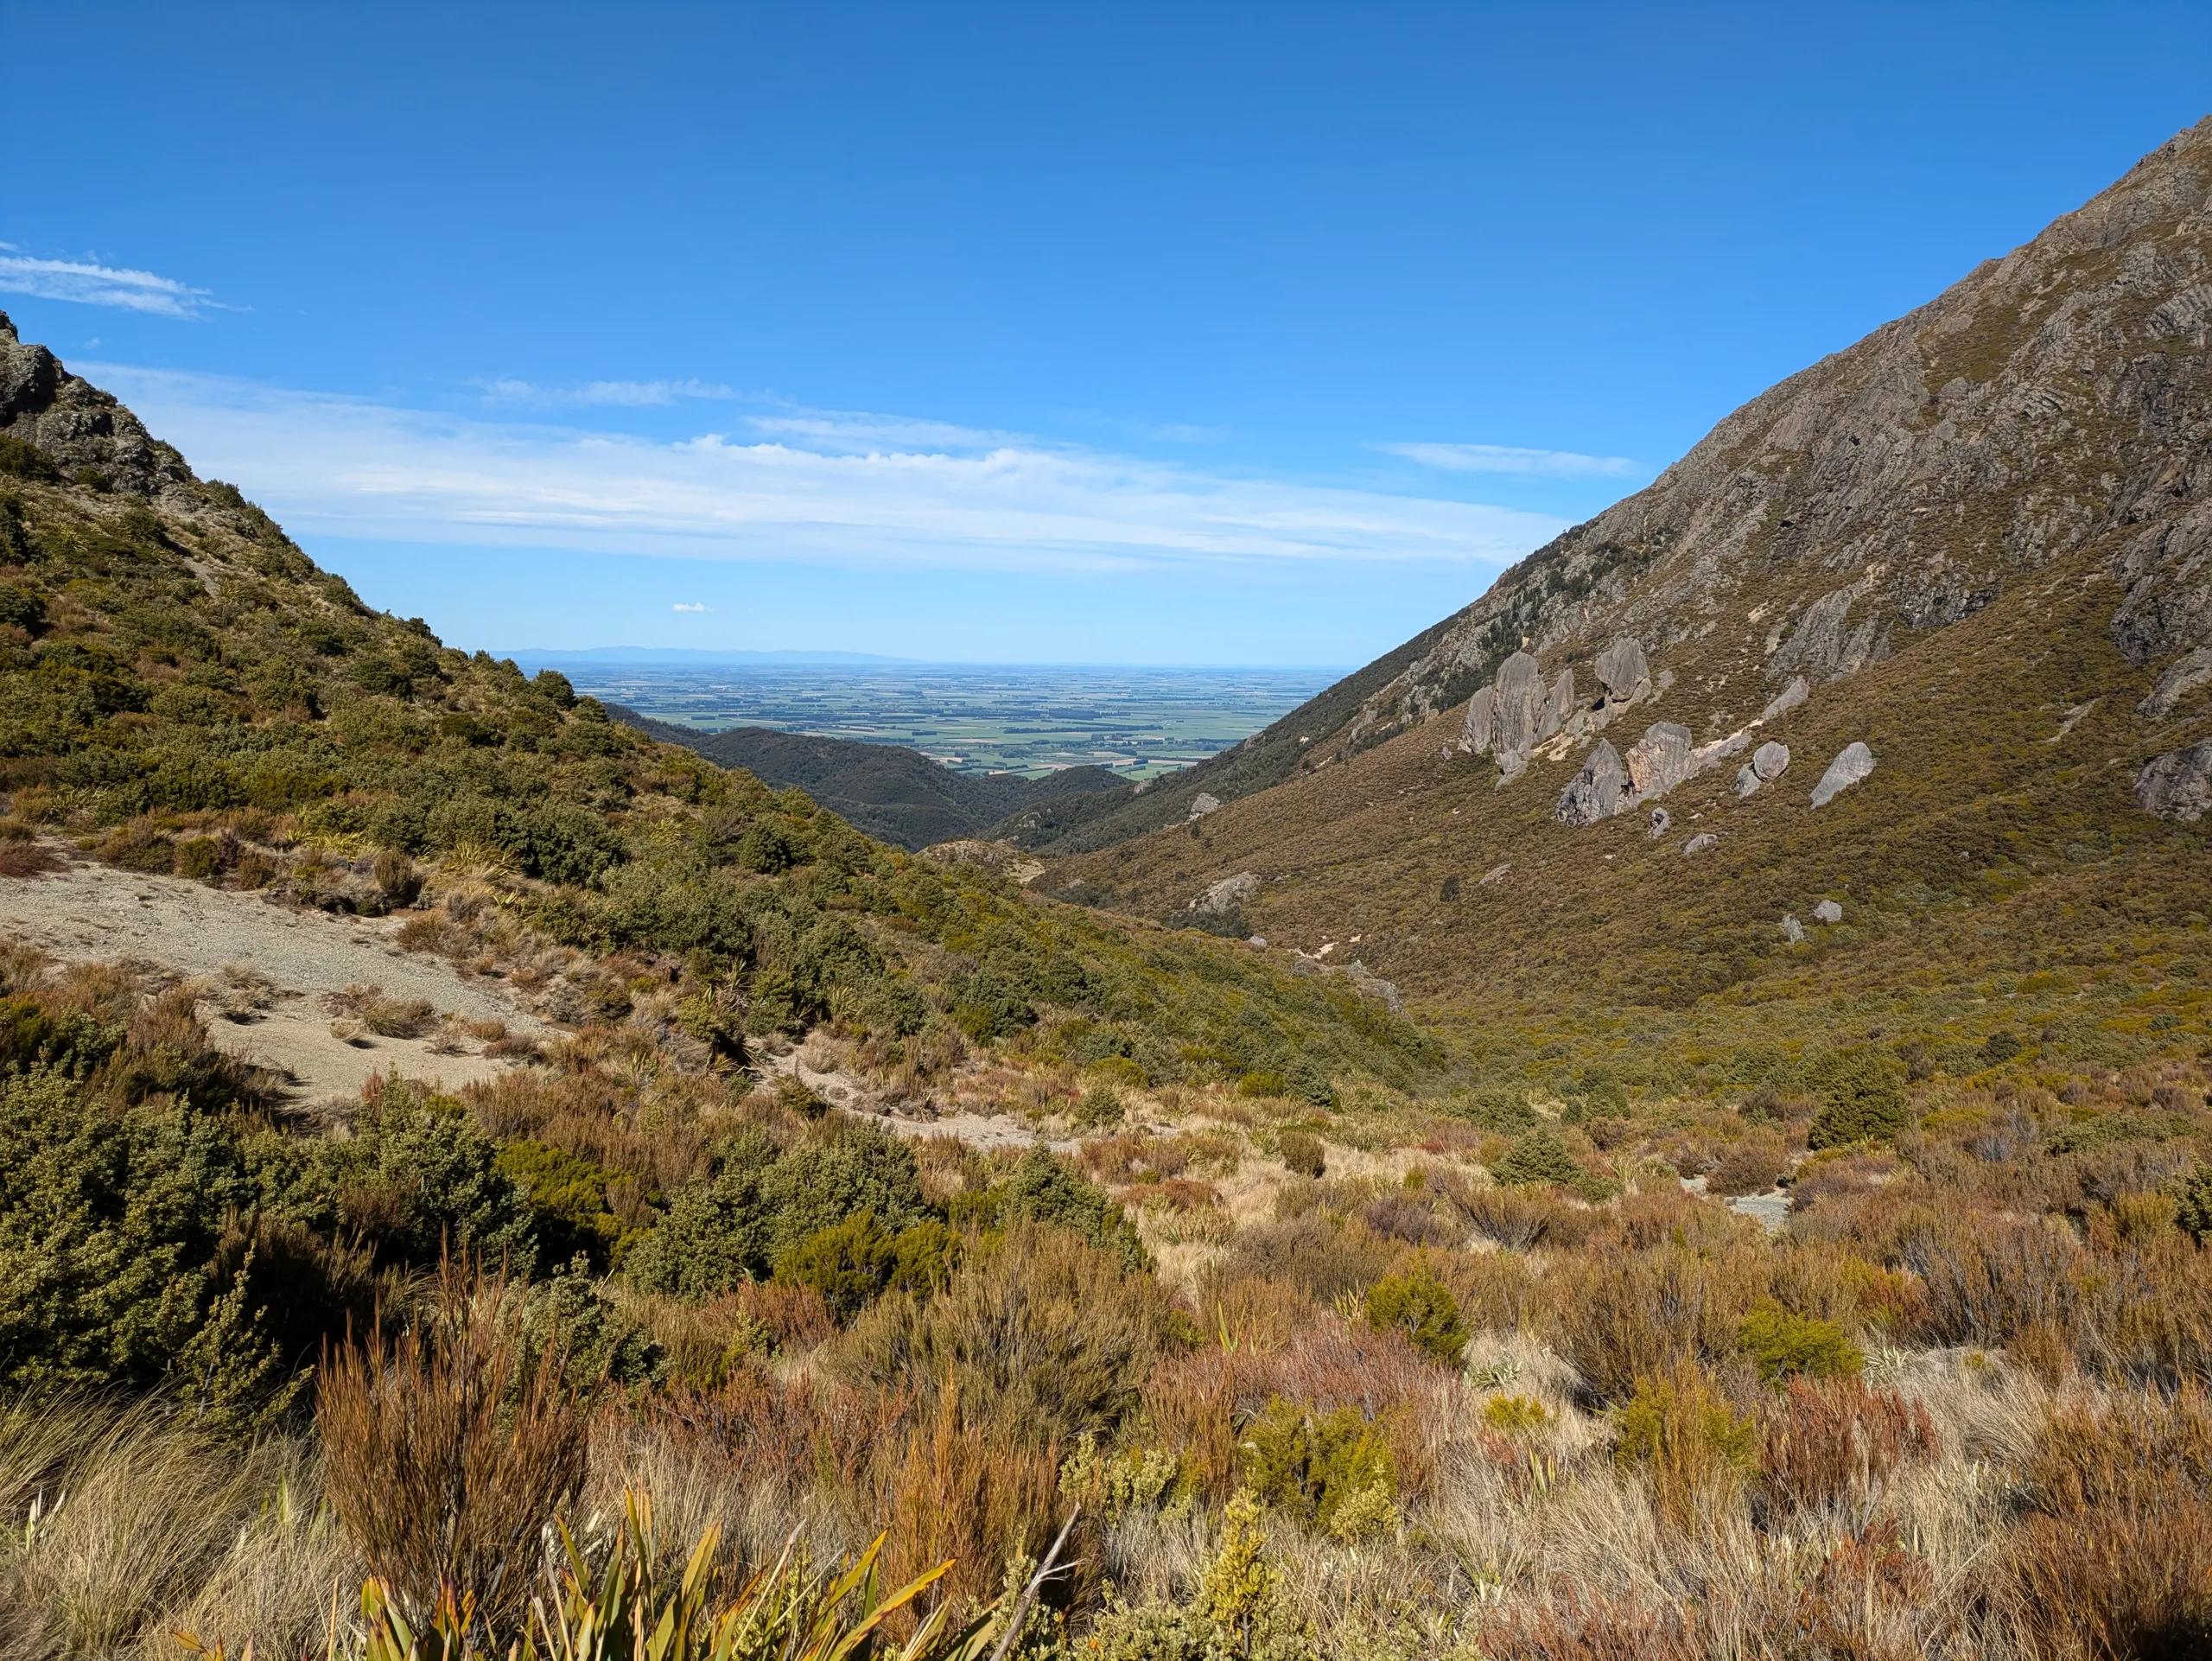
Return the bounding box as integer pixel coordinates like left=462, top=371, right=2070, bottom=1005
left=1, top=846, right=550, bottom=1105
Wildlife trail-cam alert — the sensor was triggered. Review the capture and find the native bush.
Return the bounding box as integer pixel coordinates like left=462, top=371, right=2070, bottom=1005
left=1363, top=1259, right=1469, bottom=1365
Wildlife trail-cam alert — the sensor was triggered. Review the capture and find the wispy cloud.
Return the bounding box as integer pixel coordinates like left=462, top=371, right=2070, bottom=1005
left=87, top=364, right=1570, bottom=574
left=474, top=376, right=740, bottom=408
left=0, top=250, right=213, bottom=317
left=1374, top=441, right=1644, bottom=479
left=672, top=601, right=711, bottom=613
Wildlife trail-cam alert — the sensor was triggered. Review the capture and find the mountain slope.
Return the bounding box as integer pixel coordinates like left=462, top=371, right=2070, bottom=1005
left=1046, top=118, right=2212, bottom=1034
left=607, top=704, right=1119, bottom=850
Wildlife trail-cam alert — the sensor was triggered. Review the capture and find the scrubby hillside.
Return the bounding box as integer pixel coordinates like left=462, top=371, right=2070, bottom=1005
left=1048, top=118, right=2212, bottom=1085
left=610, top=703, right=1120, bottom=850
left=0, top=309, right=1438, bottom=1102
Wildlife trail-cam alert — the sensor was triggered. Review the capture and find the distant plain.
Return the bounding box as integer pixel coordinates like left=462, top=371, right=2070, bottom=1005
left=523, top=662, right=1341, bottom=779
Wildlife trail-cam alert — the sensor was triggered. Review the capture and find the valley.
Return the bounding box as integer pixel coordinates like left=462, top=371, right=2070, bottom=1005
left=4, top=111, right=2212, bottom=1661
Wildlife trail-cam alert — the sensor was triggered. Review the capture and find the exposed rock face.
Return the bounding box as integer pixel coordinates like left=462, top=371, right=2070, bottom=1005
left=1543, top=668, right=1575, bottom=740
left=1814, top=899, right=1844, bottom=923
left=0, top=314, right=194, bottom=497
left=1647, top=807, right=1671, bottom=838
left=2137, top=741, right=2212, bottom=821
left=1758, top=678, right=1810, bottom=724
left=1684, top=832, right=1718, bottom=856
left=1344, top=961, right=1405, bottom=1015
left=1192, top=871, right=1262, bottom=913
left=1595, top=637, right=1651, bottom=706
left=1809, top=742, right=1877, bottom=808
left=1554, top=740, right=1628, bottom=825
left=2142, top=646, right=2212, bottom=717
left=1491, top=652, right=1545, bottom=759
left=1782, top=915, right=1806, bottom=944
left=1753, top=741, right=1791, bottom=781
left=1770, top=577, right=1889, bottom=684
left=1460, top=684, right=1493, bottom=754
left=1735, top=764, right=1762, bottom=798
left=1187, top=792, right=1222, bottom=820
left=1625, top=722, right=1695, bottom=797
left=1282, top=120, right=2212, bottom=773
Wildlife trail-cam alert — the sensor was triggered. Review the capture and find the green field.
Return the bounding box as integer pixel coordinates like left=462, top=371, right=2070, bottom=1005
left=547, top=664, right=1340, bottom=780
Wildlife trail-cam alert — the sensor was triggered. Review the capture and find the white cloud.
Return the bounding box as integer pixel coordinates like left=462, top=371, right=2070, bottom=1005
left=0, top=252, right=212, bottom=317
left=474, top=376, right=739, bottom=408
left=672, top=601, right=711, bottom=613
left=85, top=363, right=1571, bottom=574
left=1374, top=441, right=1644, bottom=479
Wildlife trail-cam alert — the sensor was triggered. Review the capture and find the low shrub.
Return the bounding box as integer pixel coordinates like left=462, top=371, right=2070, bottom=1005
left=1735, top=1299, right=1863, bottom=1385
left=1363, top=1259, right=1469, bottom=1365
left=1277, top=1130, right=1325, bottom=1179
left=1614, top=1360, right=1758, bottom=1524
left=1240, top=1395, right=1397, bottom=1542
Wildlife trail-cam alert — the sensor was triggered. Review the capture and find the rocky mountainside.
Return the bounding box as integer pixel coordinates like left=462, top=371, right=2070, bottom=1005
left=608, top=705, right=1119, bottom=850
left=1047, top=118, right=2212, bottom=1021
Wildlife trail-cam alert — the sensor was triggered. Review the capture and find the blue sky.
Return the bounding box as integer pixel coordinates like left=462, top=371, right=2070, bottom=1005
left=3, top=3, right=2207, bottom=665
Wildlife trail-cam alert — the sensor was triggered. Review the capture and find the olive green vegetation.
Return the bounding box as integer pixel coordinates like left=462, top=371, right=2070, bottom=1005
left=0, top=463, right=1442, bottom=1101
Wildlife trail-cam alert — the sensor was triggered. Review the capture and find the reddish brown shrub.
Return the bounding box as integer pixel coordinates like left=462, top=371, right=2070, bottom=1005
left=1758, top=1377, right=1937, bottom=1515
left=316, top=1263, right=588, bottom=1630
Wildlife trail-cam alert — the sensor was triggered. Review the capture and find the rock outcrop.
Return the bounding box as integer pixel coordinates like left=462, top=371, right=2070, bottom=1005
left=1192, top=871, right=1262, bottom=913
left=1814, top=899, right=1843, bottom=923
left=1595, top=637, right=1652, bottom=707
left=2137, top=741, right=2212, bottom=822
left=1684, top=832, right=1718, bottom=856
left=1554, top=741, right=1628, bottom=826
left=1187, top=792, right=1222, bottom=820
left=0, top=314, right=194, bottom=498
left=1809, top=742, right=1877, bottom=808
left=2142, top=646, right=2212, bottom=718
left=1625, top=722, right=1694, bottom=798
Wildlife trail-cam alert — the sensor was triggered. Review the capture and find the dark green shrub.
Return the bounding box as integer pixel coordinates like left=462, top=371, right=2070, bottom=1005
left=621, top=1165, right=772, bottom=1299
left=998, top=1146, right=1147, bottom=1271
left=774, top=1212, right=899, bottom=1322
left=1363, top=1259, right=1468, bottom=1365
left=0, top=1069, right=245, bottom=1392
left=757, top=1119, right=928, bottom=1259
left=1806, top=1045, right=1910, bottom=1149
left=0, top=435, right=58, bottom=481
left=312, top=1093, right=535, bottom=1270
left=1491, top=1127, right=1585, bottom=1187
left=496, top=1140, right=623, bottom=1272
left=1074, top=1083, right=1125, bottom=1130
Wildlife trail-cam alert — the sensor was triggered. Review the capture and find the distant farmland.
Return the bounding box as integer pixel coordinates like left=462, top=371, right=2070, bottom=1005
left=540, top=662, right=1340, bottom=780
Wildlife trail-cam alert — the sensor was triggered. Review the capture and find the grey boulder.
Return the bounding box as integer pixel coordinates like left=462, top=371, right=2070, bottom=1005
left=1684, top=832, right=1718, bottom=856
left=1809, top=742, right=1876, bottom=807
left=1813, top=899, right=1843, bottom=923
left=1753, top=741, right=1790, bottom=781
left=1192, top=871, right=1261, bottom=913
